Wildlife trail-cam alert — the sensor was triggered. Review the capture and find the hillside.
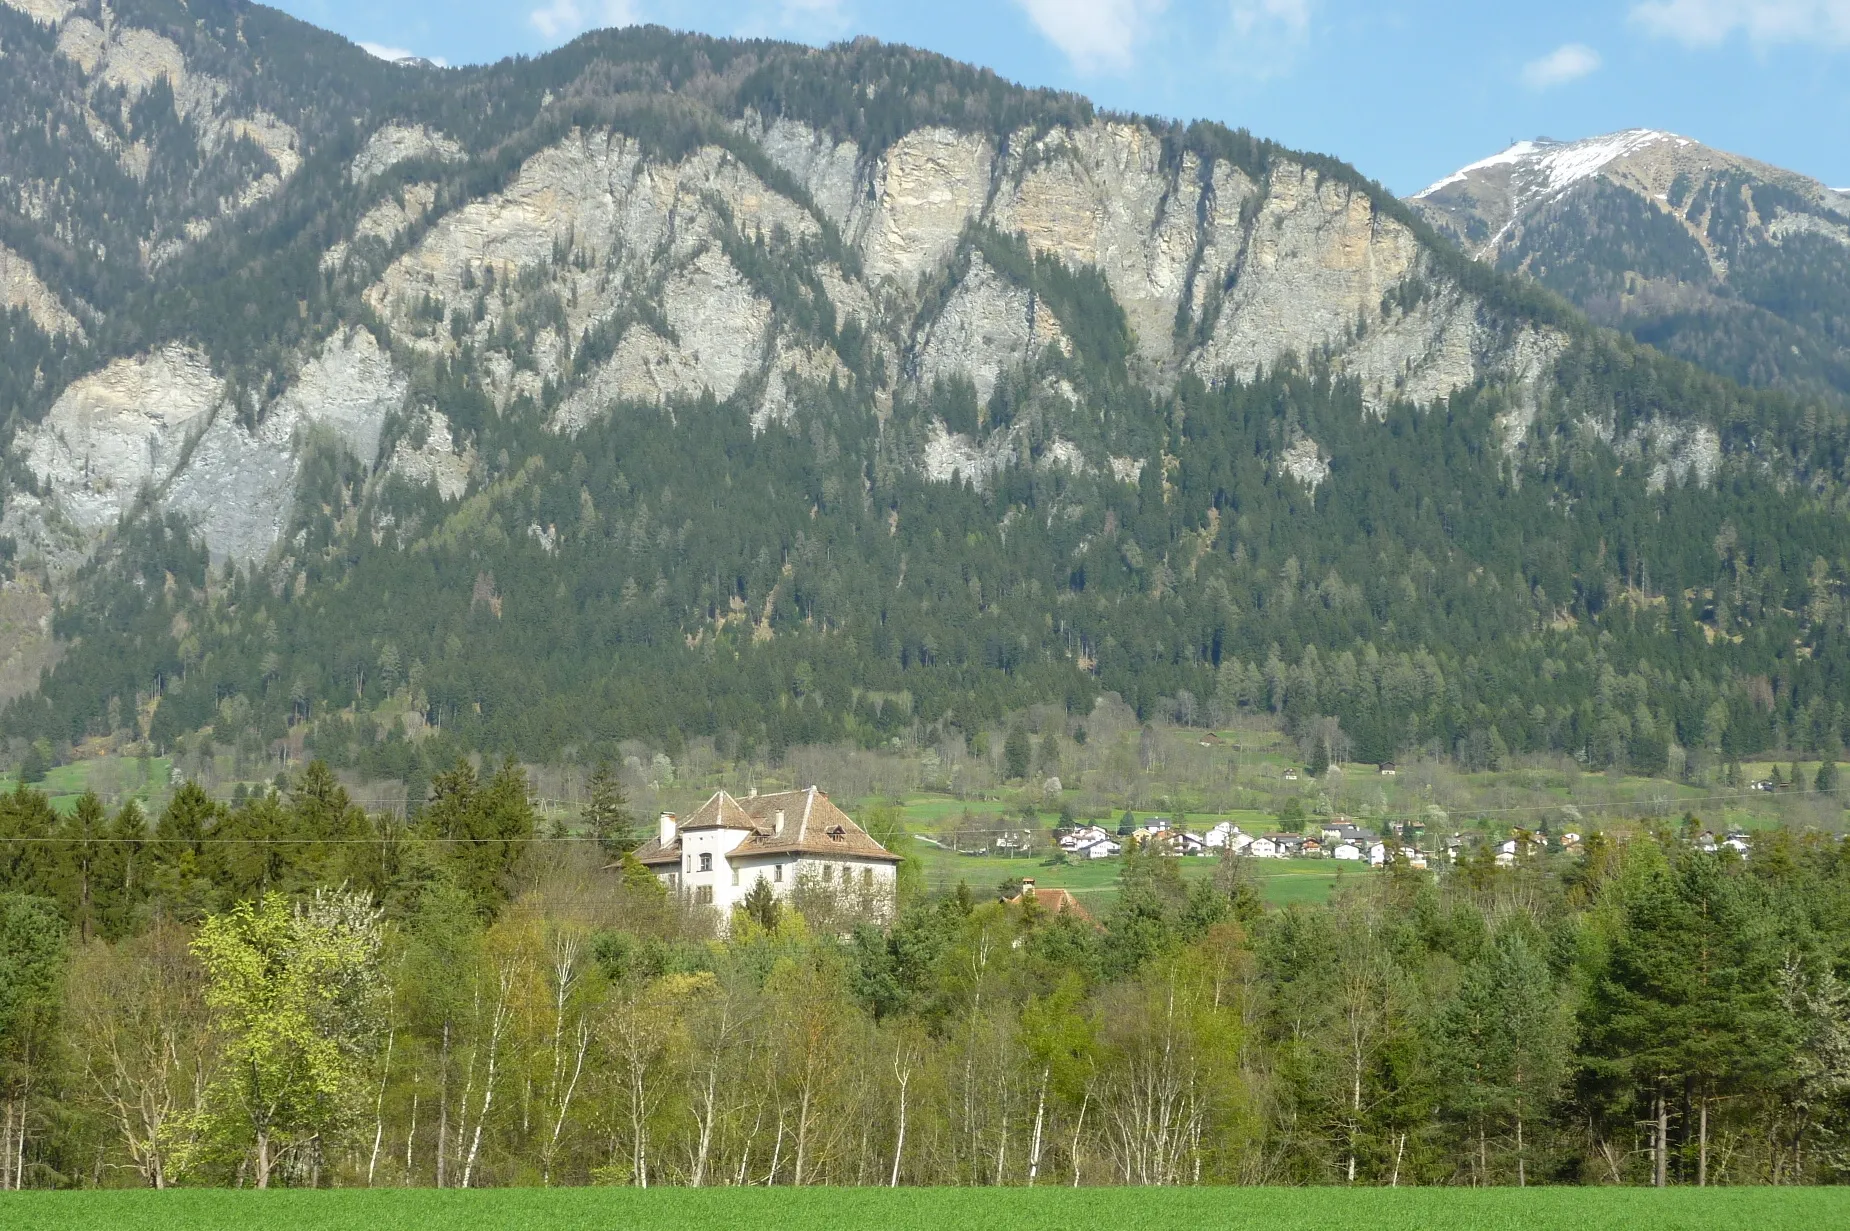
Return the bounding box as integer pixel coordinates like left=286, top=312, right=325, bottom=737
left=0, top=3, right=1843, bottom=784
left=1411, top=129, right=1850, bottom=403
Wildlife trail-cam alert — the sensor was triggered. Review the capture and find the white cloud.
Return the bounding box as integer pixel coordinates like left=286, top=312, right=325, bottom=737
left=739, top=0, right=853, bottom=39
left=1229, top=0, right=1312, bottom=41
left=1218, top=0, right=1315, bottom=80
left=1522, top=42, right=1602, bottom=89
left=1631, top=0, right=1850, bottom=46
left=1015, top=0, right=1170, bottom=73
left=360, top=42, right=450, bottom=67
left=530, top=0, right=643, bottom=42
left=781, top=0, right=847, bottom=24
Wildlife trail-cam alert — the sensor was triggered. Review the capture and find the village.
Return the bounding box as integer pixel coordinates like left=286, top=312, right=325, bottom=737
left=1052, top=812, right=1754, bottom=868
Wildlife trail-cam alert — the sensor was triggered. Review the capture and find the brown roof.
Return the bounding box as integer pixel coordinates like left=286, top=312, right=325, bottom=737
left=632, top=787, right=902, bottom=866
left=1006, top=885, right=1099, bottom=928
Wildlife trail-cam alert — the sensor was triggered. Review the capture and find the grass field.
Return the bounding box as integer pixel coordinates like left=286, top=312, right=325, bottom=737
left=0, top=754, right=173, bottom=814
left=9, top=1187, right=1847, bottom=1231
left=913, top=838, right=1367, bottom=912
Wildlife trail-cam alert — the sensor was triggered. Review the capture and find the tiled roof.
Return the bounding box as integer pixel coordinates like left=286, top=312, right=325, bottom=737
left=631, top=787, right=902, bottom=866
left=1006, top=885, right=1099, bottom=928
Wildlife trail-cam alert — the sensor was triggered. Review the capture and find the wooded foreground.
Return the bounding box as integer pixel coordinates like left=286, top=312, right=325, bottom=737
left=3, top=760, right=1850, bottom=1189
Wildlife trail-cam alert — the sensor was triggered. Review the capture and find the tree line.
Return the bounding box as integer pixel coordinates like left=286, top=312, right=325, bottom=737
left=1, top=762, right=1849, bottom=1187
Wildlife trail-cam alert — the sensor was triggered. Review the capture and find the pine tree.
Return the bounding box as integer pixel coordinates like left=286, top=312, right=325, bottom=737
left=583, top=761, right=637, bottom=854
left=1817, top=759, right=1840, bottom=796
left=1306, top=738, right=1330, bottom=778
left=740, top=877, right=781, bottom=931
left=1003, top=724, right=1033, bottom=782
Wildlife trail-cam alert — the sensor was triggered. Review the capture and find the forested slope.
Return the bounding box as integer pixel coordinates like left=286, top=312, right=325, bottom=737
left=0, top=5, right=1842, bottom=781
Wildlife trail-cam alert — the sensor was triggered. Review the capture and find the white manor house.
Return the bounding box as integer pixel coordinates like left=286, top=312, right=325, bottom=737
left=634, top=787, right=901, bottom=919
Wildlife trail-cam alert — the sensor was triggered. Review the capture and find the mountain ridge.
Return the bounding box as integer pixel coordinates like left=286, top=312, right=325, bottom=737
left=0, top=4, right=1843, bottom=781
left=1411, top=127, right=1850, bottom=406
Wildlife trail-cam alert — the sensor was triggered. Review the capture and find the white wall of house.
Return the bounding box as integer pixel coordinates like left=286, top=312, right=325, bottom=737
left=655, top=822, right=897, bottom=922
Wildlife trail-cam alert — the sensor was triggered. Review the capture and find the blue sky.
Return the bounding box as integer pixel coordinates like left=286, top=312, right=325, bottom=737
left=272, top=0, right=1850, bottom=196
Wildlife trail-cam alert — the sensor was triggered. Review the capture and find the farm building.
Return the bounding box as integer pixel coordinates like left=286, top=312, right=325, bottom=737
left=632, top=788, right=900, bottom=925
left=1004, top=878, right=1099, bottom=927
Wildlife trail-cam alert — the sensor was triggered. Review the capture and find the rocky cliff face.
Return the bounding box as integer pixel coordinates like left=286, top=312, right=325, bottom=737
left=1412, top=130, right=1850, bottom=403
left=0, top=10, right=1767, bottom=582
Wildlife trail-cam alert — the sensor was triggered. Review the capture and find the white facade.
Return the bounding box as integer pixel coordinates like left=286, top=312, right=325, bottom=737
left=666, top=822, right=896, bottom=916
left=639, top=789, right=900, bottom=927
left=1204, top=822, right=1242, bottom=848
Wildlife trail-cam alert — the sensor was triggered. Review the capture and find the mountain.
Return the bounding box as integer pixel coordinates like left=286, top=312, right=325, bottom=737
left=0, top=3, right=1845, bottom=783
left=1411, top=129, right=1850, bottom=404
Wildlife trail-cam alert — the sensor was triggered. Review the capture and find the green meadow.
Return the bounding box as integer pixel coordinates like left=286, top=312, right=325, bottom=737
left=8, top=1187, right=1846, bottom=1231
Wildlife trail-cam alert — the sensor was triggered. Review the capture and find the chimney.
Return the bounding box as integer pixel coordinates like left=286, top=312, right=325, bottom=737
left=775, top=810, right=786, bottom=836
left=749, top=785, right=758, bottom=798
left=1021, top=877, right=1036, bottom=891
left=659, top=813, right=677, bottom=846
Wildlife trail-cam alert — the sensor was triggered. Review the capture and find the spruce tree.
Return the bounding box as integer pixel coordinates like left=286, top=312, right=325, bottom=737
left=1003, top=724, right=1032, bottom=782
left=1306, top=738, right=1330, bottom=778
left=582, top=762, right=637, bottom=854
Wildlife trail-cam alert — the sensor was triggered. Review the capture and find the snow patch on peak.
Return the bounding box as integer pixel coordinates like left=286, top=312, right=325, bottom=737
left=1416, top=129, right=1690, bottom=203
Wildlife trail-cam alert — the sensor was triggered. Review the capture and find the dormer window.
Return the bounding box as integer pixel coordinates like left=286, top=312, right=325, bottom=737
left=827, top=825, right=847, bottom=842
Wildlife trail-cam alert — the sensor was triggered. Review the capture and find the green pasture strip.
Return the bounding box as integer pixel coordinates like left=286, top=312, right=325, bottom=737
left=10, top=1187, right=1847, bottom=1231
left=918, top=845, right=1356, bottom=910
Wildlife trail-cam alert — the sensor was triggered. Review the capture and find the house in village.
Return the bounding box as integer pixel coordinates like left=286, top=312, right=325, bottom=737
left=1072, top=835, right=1123, bottom=859
left=1247, top=835, right=1279, bottom=859
left=1494, top=831, right=1552, bottom=867
left=1144, top=829, right=1210, bottom=856
left=1332, top=841, right=1363, bottom=861
left=1322, top=823, right=1375, bottom=847
left=1004, top=878, right=1099, bottom=928
left=632, top=787, right=900, bottom=924
left=1210, top=824, right=1255, bottom=854
left=1059, top=824, right=1112, bottom=851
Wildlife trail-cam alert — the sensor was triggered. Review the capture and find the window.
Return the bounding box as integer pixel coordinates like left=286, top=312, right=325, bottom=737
left=862, top=866, right=873, bottom=887
left=731, top=867, right=739, bottom=886
left=668, top=872, right=678, bottom=889
left=774, top=863, right=783, bottom=883
left=822, top=863, right=833, bottom=884
left=699, top=852, right=713, bottom=873
left=695, top=885, right=713, bottom=906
